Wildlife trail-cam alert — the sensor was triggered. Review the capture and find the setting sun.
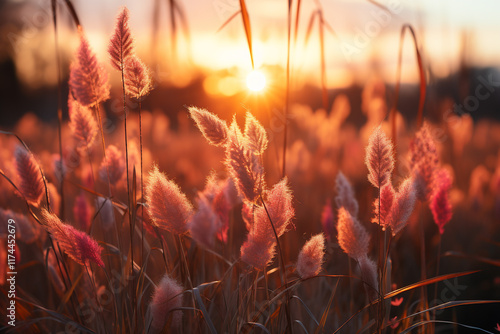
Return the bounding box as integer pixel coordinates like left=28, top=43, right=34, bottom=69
left=246, top=70, right=266, bottom=92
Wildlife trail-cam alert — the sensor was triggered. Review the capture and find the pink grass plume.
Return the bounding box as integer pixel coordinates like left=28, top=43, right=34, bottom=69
left=69, top=30, right=110, bottom=106
left=335, top=171, right=359, bottom=217
left=108, top=7, right=134, bottom=71
left=296, top=234, right=325, bottom=279
left=321, top=198, right=335, bottom=240
left=409, top=123, right=439, bottom=201
left=145, top=166, right=193, bottom=234
left=124, top=56, right=152, bottom=99
left=41, top=210, right=104, bottom=268
left=365, top=126, right=395, bottom=188
left=14, top=145, right=45, bottom=206
left=96, top=197, right=115, bottom=231
left=225, top=120, right=264, bottom=203
left=244, top=112, right=268, bottom=155
left=372, top=182, right=395, bottom=229
left=68, top=98, right=98, bottom=150
left=150, top=274, right=183, bottom=331
left=99, top=145, right=125, bottom=184
left=188, top=195, right=219, bottom=249
left=388, top=178, right=417, bottom=236
left=74, top=192, right=92, bottom=231
left=188, top=107, right=229, bottom=147
left=241, top=178, right=294, bottom=269
left=337, top=207, right=370, bottom=260
left=430, top=168, right=453, bottom=234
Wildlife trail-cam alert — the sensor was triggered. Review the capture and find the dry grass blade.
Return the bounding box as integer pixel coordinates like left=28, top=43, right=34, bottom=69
left=384, top=270, right=479, bottom=299
left=304, top=11, right=318, bottom=46
left=294, top=320, right=309, bottom=334
left=56, top=272, right=83, bottom=313
left=366, top=0, right=391, bottom=13
left=239, top=0, right=254, bottom=69
left=291, top=295, right=320, bottom=326
left=315, top=278, right=339, bottom=334
left=293, top=0, right=302, bottom=44
left=444, top=251, right=500, bottom=267
left=216, top=10, right=241, bottom=33
left=62, top=0, right=81, bottom=28
left=243, top=322, right=271, bottom=334
left=399, top=319, right=496, bottom=334
left=390, top=24, right=426, bottom=144
left=192, top=287, right=218, bottom=334
left=15, top=297, right=94, bottom=333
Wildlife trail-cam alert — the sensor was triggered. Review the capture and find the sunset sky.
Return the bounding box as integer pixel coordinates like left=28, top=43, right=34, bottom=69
left=7, top=0, right=500, bottom=89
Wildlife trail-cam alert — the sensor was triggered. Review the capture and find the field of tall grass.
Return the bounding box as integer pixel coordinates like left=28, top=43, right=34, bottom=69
left=1, top=1, right=500, bottom=333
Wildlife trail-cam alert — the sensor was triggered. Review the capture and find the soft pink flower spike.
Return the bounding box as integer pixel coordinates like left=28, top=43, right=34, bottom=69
left=188, top=195, right=219, bottom=249
left=321, top=198, right=335, bottom=240
left=244, top=112, right=268, bottom=155
left=99, top=145, right=125, bottom=184
left=240, top=178, right=294, bottom=269
left=74, top=192, right=92, bottom=231
left=225, top=120, right=264, bottom=203
left=41, top=210, right=104, bottom=267
left=188, top=107, right=229, bottom=146
left=69, top=31, right=110, bottom=106
left=372, top=182, right=395, bottom=229
left=365, top=126, right=395, bottom=188
left=14, top=146, right=45, bottom=206
left=145, top=166, right=193, bottom=234
left=68, top=98, right=97, bottom=150
left=124, top=56, right=152, bottom=99
left=409, top=123, right=439, bottom=201
left=335, top=171, right=359, bottom=217
left=150, top=274, right=183, bottom=330
left=337, top=207, right=370, bottom=260
left=108, top=7, right=134, bottom=71
left=430, top=169, right=453, bottom=234
left=297, top=234, right=325, bottom=279
left=388, top=178, right=417, bottom=236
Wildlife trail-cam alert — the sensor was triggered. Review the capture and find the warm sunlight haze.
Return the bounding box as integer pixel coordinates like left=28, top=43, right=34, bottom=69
left=246, top=70, right=266, bottom=92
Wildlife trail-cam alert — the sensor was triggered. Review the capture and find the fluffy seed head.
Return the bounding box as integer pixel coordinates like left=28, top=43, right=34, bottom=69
left=124, top=56, right=152, bottom=99
left=188, top=195, right=219, bottom=249
left=409, top=123, right=439, bottom=201
left=337, top=207, right=370, bottom=260
left=96, top=197, right=115, bottom=231
left=74, top=192, right=92, bottom=231
left=41, top=210, right=104, bottom=267
left=14, top=146, right=45, bottom=206
left=189, top=107, right=229, bottom=146
left=430, top=169, right=453, bottom=234
left=335, top=171, right=359, bottom=217
left=69, top=31, right=110, bottom=106
left=150, top=274, right=183, bottom=330
left=225, top=120, right=264, bottom=203
left=68, top=98, right=98, bottom=150
left=321, top=198, right=335, bottom=240
left=365, top=126, right=395, bottom=188
left=145, top=166, right=193, bottom=234
left=108, top=7, right=134, bottom=71
left=240, top=178, right=294, bottom=269
left=372, top=182, right=395, bottom=229
left=296, top=234, right=325, bottom=279
left=244, top=112, right=268, bottom=154
left=99, top=145, right=125, bottom=184
left=388, top=178, right=417, bottom=236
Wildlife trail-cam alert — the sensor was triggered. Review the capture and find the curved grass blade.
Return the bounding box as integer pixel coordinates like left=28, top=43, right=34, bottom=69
left=399, top=319, right=496, bottom=334
left=243, top=322, right=271, bottom=334
left=193, top=287, right=218, bottom=334
left=239, top=0, right=254, bottom=69
left=294, top=320, right=309, bottom=334
left=216, top=10, right=241, bottom=33
left=444, top=251, right=500, bottom=267
left=291, top=295, right=320, bottom=326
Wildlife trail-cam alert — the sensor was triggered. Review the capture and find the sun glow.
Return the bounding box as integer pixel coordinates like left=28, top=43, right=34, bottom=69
left=246, top=70, right=266, bottom=92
